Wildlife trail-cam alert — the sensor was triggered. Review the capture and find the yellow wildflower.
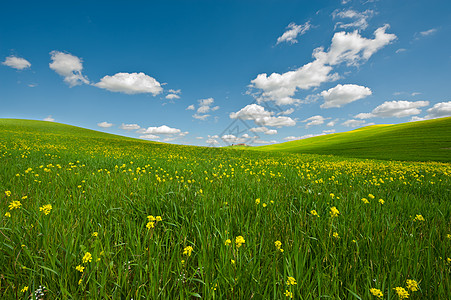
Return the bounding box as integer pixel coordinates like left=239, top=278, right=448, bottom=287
left=224, top=239, right=231, bottom=246
left=255, top=198, right=260, bottom=205
left=330, top=206, right=339, bottom=218
left=183, top=246, right=193, bottom=256
left=156, top=216, right=162, bottom=222
left=146, top=221, right=155, bottom=229
left=379, top=199, right=385, bottom=204
left=21, top=195, right=28, bottom=200
left=92, top=232, right=98, bottom=237
left=370, top=288, right=383, bottom=298
left=82, top=252, right=92, bottom=263
left=310, top=210, right=319, bottom=217
left=406, top=279, right=418, bottom=292
left=39, top=204, right=52, bottom=215
left=21, top=286, right=28, bottom=293
left=274, top=240, right=284, bottom=252
left=78, top=279, right=83, bottom=285
left=5, top=190, right=11, bottom=197
left=263, top=203, right=267, bottom=207
left=8, top=200, right=21, bottom=210
left=361, top=198, right=369, bottom=204
left=147, top=215, right=156, bottom=221
left=333, top=232, right=339, bottom=239
left=76, top=265, right=85, bottom=272
left=5, top=212, right=11, bottom=217
left=414, top=214, right=425, bottom=222
left=393, top=287, right=409, bottom=299
left=284, top=290, right=293, bottom=298
left=235, top=236, right=245, bottom=248
left=368, top=194, right=375, bottom=199
left=286, top=276, right=297, bottom=285
left=231, top=259, right=235, bottom=264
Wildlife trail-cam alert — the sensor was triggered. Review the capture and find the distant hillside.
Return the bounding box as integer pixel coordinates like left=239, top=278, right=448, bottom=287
left=255, top=117, right=451, bottom=162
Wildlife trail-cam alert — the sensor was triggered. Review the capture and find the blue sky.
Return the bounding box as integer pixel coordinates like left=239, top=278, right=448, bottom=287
left=1, top=0, right=450, bottom=146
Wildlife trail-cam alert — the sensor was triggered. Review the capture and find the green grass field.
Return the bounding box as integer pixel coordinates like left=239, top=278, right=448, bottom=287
left=1, top=119, right=450, bottom=299
left=255, top=117, right=451, bottom=162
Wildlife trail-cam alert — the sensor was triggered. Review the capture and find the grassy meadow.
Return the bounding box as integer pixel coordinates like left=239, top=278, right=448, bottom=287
left=1, top=119, right=450, bottom=299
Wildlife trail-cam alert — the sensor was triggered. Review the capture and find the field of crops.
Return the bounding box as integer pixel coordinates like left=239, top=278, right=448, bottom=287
left=1, top=120, right=450, bottom=299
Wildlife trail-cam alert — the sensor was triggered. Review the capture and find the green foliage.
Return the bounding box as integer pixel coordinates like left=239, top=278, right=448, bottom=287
left=256, top=117, right=451, bottom=162
left=0, top=119, right=450, bottom=299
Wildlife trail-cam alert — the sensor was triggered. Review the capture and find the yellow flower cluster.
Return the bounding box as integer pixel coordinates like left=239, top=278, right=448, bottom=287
left=414, top=214, right=425, bottom=222
left=330, top=206, right=339, bottom=218
left=310, top=210, right=319, bottom=217
left=146, top=215, right=162, bottom=229
left=370, top=288, right=383, bottom=298
left=235, top=236, right=245, bottom=248
left=82, top=252, right=92, bottom=263
left=183, top=245, right=193, bottom=256
left=39, top=204, right=52, bottom=215
left=8, top=200, right=21, bottom=210
left=274, top=240, right=284, bottom=252
left=286, top=276, right=297, bottom=285
left=393, top=287, right=409, bottom=299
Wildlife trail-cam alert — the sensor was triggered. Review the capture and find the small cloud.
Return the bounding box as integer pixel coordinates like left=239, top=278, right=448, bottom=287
left=95, top=72, right=163, bottom=95
left=396, top=48, right=407, bottom=54
left=341, top=119, right=367, bottom=127
left=139, top=134, right=160, bottom=140
left=165, top=94, right=180, bottom=100
left=119, top=123, right=141, bottom=130
left=320, top=84, right=372, bottom=108
left=302, top=115, right=329, bottom=127
left=419, top=28, right=437, bottom=37
left=97, top=121, right=113, bottom=128
left=186, top=104, right=195, bottom=110
left=411, top=101, right=451, bottom=121
left=43, top=115, right=55, bottom=122
left=189, top=98, right=218, bottom=120
left=276, top=21, right=312, bottom=45
left=28, top=83, right=37, bottom=88
left=140, top=125, right=181, bottom=135
left=49, top=51, right=89, bottom=87
left=168, top=89, right=181, bottom=94
left=2, top=55, right=31, bottom=70
left=332, top=9, right=374, bottom=31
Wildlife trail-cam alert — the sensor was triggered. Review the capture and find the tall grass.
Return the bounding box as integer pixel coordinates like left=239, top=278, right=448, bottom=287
left=1, top=119, right=450, bottom=299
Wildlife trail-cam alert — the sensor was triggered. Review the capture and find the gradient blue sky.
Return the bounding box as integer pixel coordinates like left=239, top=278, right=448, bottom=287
left=1, top=0, right=450, bottom=146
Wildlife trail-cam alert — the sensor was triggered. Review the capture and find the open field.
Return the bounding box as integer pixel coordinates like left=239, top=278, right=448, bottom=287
left=255, top=117, right=451, bottom=162
left=1, top=119, right=450, bottom=299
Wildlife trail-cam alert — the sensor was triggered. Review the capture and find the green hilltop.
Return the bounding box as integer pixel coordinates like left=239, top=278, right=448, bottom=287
left=254, top=117, right=451, bottom=162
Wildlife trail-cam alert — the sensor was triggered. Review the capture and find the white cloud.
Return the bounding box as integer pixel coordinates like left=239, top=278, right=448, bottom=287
left=2, top=55, right=31, bottom=70
left=189, top=98, right=218, bottom=120
left=221, top=134, right=255, bottom=144
left=95, top=72, right=162, bottom=95
left=277, top=108, right=295, bottom=115
left=230, top=104, right=272, bottom=120
left=43, top=115, right=55, bottom=122
left=342, top=119, right=367, bottom=127
left=168, top=89, right=181, bottom=94
left=419, top=28, right=437, bottom=37
left=119, top=123, right=141, bottom=130
left=230, top=104, right=295, bottom=127
left=97, top=121, right=113, bottom=128
left=251, top=25, right=396, bottom=105
left=140, top=125, right=181, bottom=135
left=255, top=116, right=296, bottom=127
left=320, top=84, right=372, bottom=108
left=413, top=101, right=451, bottom=121
left=139, top=134, right=160, bottom=140
left=303, top=115, right=328, bottom=127
left=206, top=136, right=219, bottom=145
left=396, top=48, right=407, bottom=54
left=323, top=129, right=336, bottom=133
left=250, top=127, right=278, bottom=135
left=165, top=94, right=180, bottom=100
left=332, top=9, right=374, bottom=31
left=195, top=137, right=204, bottom=140
left=283, top=132, right=327, bottom=141
left=49, top=51, right=89, bottom=87
left=327, top=119, right=339, bottom=127
left=355, top=100, right=429, bottom=119
left=276, top=21, right=312, bottom=45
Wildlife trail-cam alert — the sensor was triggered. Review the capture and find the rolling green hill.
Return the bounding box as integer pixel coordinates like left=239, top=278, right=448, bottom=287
left=255, top=117, right=451, bottom=162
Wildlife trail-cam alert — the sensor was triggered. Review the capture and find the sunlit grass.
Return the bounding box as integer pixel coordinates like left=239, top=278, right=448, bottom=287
left=1, top=119, right=450, bottom=299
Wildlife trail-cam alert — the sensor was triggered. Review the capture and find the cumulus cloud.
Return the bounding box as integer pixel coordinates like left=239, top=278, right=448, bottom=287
left=342, top=119, right=367, bottom=127
left=250, top=127, right=278, bottom=135
left=95, top=72, right=162, bottom=95
left=283, top=131, right=330, bottom=141
left=119, top=123, right=141, bottom=130
left=230, top=104, right=296, bottom=127
left=206, top=135, right=220, bottom=145
left=165, top=94, right=180, bottom=100
left=49, top=51, right=89, bottom=87
left=251, top=25, right=396, bottom=105
left=320, top=84, right=372, bottom=108
left=277, top=108, right=295, bottom=115
left=355, top=100, right=429, bottom=119
left=97, top=121, right=113, bottom=128
left=140, top=125, right=181, bottom=135
left=276, top=21, right=312, bottom=45
left=332, top=9, right=374, bottom=31
left=302, top=115, right=328, bottom=127
left=221, top=134, right=256, bottom=144
left=411, top=101, right=451, bottom=121
left=2, top=55, right=31, bottom=70
left=43, top=115, right=55, bottom=122
left=189, top=98, right=219, bottom=120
